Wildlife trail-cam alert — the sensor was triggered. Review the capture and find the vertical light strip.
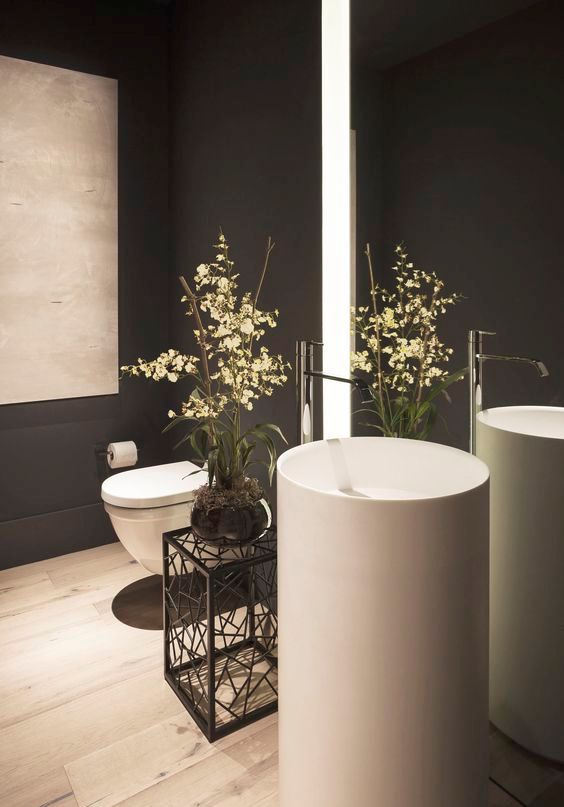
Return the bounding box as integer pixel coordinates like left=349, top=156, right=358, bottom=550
left=322, top=0, right=351, bottom=439
left=350, top=129, right=357, bottom=357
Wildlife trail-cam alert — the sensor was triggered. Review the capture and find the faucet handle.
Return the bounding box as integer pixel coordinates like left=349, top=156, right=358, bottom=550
left=469, top=329, right=496, bottom=342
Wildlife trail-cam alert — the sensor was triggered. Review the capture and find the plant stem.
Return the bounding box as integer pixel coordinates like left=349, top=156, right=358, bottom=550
left=415, top=290, right=438, bottom=406
left=178, top=274, right=218, bottom=470
left=179, top=276, right=212, bottom=396
left=234, top=403, right=242, bottom=486
left=236, top=238, right=274, bottom=485
left=255, top=236, right=274, bottom=308
left=248, top=237, right=274, bottom=357
left=365, top=243, right=386, bottom=428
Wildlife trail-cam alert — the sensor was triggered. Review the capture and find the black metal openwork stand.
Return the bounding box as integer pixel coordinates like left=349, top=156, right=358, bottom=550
left=163, top=527, right=278, bottom=742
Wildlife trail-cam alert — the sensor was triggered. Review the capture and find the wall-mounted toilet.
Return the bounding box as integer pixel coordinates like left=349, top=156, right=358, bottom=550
left=101, top=460, right=206, bottom=574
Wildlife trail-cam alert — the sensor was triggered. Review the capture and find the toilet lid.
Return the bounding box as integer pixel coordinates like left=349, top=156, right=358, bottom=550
left=101, top=460, right=207, bottom=509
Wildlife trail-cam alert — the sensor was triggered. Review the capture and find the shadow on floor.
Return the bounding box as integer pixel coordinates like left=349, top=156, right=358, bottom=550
left=490, top=724, right=564, bottom=806
left=111, top=574, right=163, bottom=630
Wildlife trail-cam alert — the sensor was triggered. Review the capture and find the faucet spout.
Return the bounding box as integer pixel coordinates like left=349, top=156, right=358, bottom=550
left=296, top=339, right=373, bottom=445
left=469, top=329, right=549, bottom=454
left=305, top=370, right=373, bottom=403
left=476, top=354, right=549, bottom=378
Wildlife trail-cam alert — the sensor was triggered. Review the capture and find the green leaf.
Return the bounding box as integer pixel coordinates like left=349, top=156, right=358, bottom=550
left=242, top=423, right=287, bottom=446
left=207, top=447, right=218, bottom=487
left=358, top=420, right=387, bottom=435
left=254, top=423, right=288, bottom=444
left=418, top=405, right=438, bottom=440
left=221, top=410, right=236, bottom=429
left=172, top=425, right=199, bottom=451
left=240, top=441, right=256, bottom=470
left=255, top=431, right=277, bottom=483
left=188, top=427, right=207, bottom=460
left=415, top=401, right=432, bottom=419
left=218, top=430, right=234, bottom=471
left=426, top=367, right=467, bottom=403
left=183, top=467, right=206, bottom=478
left=172, top=433, right=192, bottom=451
left=162, top=415, right=198, bottom=433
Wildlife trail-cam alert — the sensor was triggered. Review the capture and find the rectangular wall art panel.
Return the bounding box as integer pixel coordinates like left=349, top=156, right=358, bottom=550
left=0, top=55, right=118, bottom=404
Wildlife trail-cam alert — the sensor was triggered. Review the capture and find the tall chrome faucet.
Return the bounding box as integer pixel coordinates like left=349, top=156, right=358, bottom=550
left=296, top=340, right=372, bottom=444
left=468, top=329, right=549, bottom=454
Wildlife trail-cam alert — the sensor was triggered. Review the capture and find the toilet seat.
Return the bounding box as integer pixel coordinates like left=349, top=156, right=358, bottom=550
left=101, top=460, right=206, bottom=509
left=103, top=501, right=190, bottom=520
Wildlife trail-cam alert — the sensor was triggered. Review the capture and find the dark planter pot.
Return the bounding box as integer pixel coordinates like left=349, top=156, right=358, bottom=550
left=191, top=498, right=271, bottom=547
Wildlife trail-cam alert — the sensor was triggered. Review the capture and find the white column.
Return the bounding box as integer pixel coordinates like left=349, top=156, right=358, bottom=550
left=322, top=0, right=351, bottom=439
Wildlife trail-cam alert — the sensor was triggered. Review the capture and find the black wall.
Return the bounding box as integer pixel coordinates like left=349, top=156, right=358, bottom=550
left=168, top=0, right=322, bottom=477
left=4, top=0, right=559, bottom=565
left=0, top=0, right=171, bottom=568
left=0, top=0, right=322, bottom=568
left=354, top=0, right=564, bottom=448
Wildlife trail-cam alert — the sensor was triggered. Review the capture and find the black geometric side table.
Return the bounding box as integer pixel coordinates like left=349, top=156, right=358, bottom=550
left=163, top=527, right=278, bottom=742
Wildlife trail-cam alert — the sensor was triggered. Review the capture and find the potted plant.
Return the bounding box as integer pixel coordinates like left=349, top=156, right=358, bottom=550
left=121, top=231, right=289, bottom=545
left=351, top=243, right=465, bottom=439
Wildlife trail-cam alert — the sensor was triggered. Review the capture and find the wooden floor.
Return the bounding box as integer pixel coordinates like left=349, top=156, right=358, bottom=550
left=0, top=542, right=561, bottom=807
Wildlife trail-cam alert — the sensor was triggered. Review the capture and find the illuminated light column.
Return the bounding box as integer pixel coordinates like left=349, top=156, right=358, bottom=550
left=322, top=0, right=351, bottom=439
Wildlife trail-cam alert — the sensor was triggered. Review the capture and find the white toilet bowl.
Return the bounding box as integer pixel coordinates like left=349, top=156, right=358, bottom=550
left=101, top=460, right=206, bottom=574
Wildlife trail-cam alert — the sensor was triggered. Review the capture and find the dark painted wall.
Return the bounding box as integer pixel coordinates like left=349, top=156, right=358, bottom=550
left=0, top=0, right=171, bottom=568
left=354, top=0, right=564, bottom=448
left=0, top=0, right=322, bottom=567
left=352, top=0, right=537, bottom=69
left=353, top=69, right=386, bottom=289
left=168, top=0, right=322, bottom=489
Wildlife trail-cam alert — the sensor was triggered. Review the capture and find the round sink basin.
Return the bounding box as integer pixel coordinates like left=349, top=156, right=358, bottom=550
left=477, top=406, right=564, bottom=762
left=277, top=436, right=490, bottom=807
left=477, top=404, right=564, bottom=440
left=277, top=434, right=488, bottom=501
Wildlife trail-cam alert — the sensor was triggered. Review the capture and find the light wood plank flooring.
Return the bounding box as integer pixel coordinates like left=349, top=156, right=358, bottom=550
left=0, top=542, right=561, bottom=806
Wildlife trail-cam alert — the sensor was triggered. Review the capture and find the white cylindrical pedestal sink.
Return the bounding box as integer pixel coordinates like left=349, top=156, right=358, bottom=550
left=277, top=437, right=490, bottom=807
left=477, top=406, right=564, bottom=763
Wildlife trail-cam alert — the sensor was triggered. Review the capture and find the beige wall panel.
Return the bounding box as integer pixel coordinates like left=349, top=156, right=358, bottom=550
left=0, top=55, right=118, bottom=403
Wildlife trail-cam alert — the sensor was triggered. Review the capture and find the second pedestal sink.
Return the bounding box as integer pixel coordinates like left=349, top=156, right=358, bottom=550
left=477, top=406, right=564, bottom=763
left=277, top=436, right=490, bottom=807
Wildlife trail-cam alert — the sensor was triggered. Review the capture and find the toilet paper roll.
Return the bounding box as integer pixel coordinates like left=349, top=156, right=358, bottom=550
left=107, top=441, right=138, bottom=469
